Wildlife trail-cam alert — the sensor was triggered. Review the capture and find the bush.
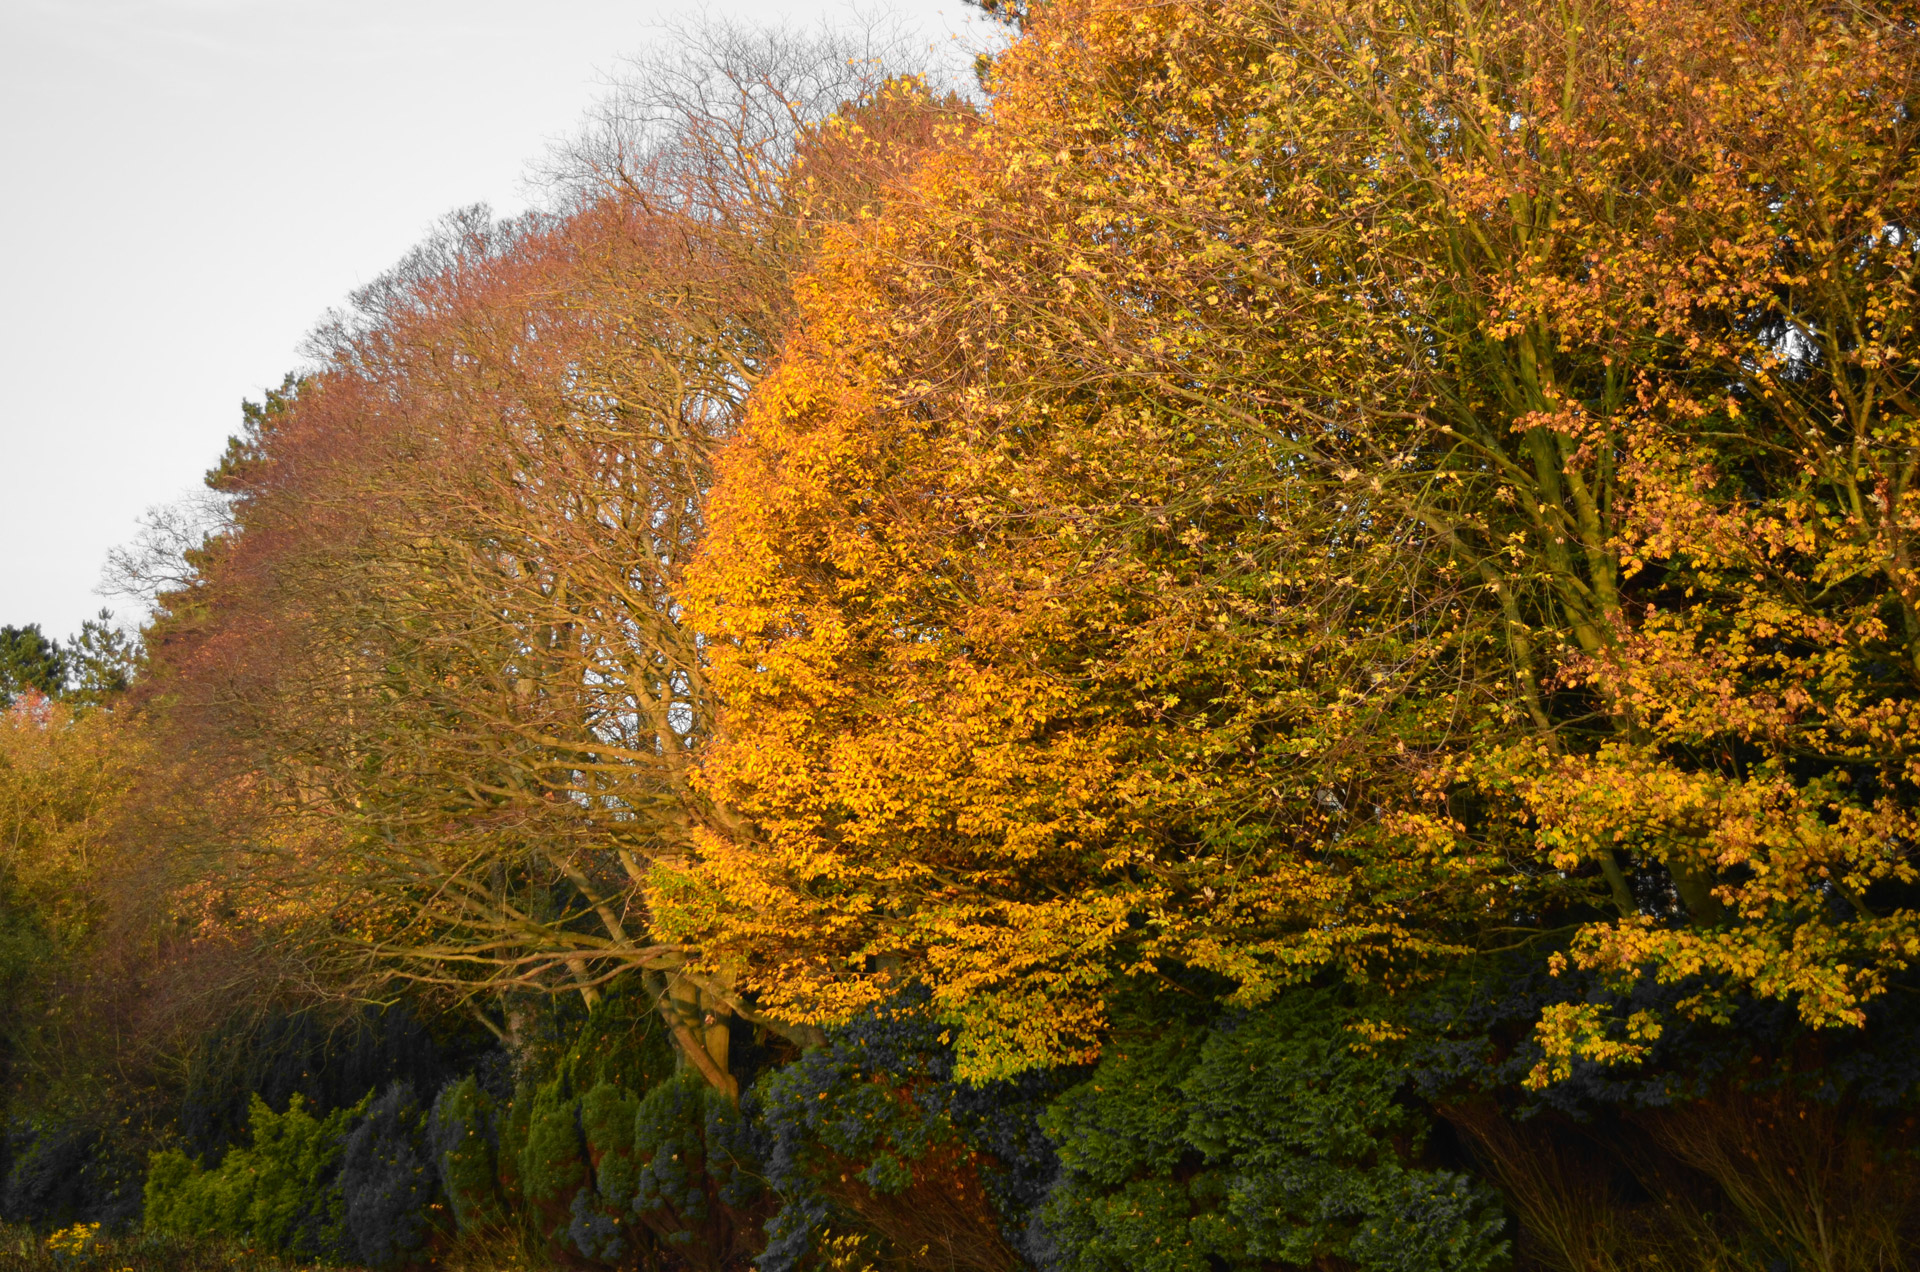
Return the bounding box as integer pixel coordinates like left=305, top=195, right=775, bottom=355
left=429, top=1075, right=506, bottom=1235
left=504, top=1068, right=764, bottom=1270
left=752, top=1000, right=1057, bottom=1272
left=516, top=1075, right=588, bottom=1258
left=339, top=1082, right=442, bottom=1269
left=568, top=1080, right=642, bottom=1265
left=496, top=988, right=710, bottom=1267
left=497, top=1078, right=533, bottom=1217
left=556, top=992, right=676, bottom=1095
left=1035, top=991, right=1509, bottom=1272
left=624, top=1071, right=760, bottom=1269
left=1, top=1120, right=141, bottom=1227
left=177, top=1005, right=479, bottom=1160
left=143, top=1091, right=365, bottom=1261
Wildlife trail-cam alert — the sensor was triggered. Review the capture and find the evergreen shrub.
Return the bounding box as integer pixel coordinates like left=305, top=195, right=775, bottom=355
left=497, top=1078, right=533, bottom=1215
left=339, top=1082, right=442, bottom=1269
left=517, top=1075, right=588, bottom=1256
left=143, top=1092, right=366, bottom=1261
left=558, top=992, right=677, bottom=1094
left=568, top=1080, right=641, bottom=1265
left=428, top=1074, right=505, bottom=1235
left=1, top=1121, right=141, bottom=1227
left=753, top=1000, right=1058, bottom=1272
left=506, top=1066, right=765, bottom=1268
left=497, top=987, right=689, bottom=1266
left=177, top=1005, right=471, bottom=1159
left=625, top=1071, right=760, bottom=1269
left=1035, top=991, right=1509, bottom=1272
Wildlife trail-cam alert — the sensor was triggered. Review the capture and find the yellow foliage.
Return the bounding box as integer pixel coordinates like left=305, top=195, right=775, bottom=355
left=670, top=0, right=1920, bottom=1079
left=0, top=693, right=137, bottom=953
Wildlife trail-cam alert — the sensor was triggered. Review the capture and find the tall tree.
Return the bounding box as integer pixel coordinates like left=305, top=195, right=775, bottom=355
left=62, top=611, right=140, bottom=708
left=672, top=0, right=1920, bottom=1081
left=0, top=625, right=66, bottom=708
left=147, top=35, right=962, bottom=1093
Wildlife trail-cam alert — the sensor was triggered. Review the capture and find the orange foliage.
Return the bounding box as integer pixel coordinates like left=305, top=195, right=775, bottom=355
left=673, top=0, right=1920, bottom=1081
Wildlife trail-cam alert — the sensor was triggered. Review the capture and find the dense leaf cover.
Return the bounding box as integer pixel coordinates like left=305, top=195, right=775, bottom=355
left=12, top=0, right=1920, bottom=1267
left=676, top=0, right=1920, bottom=1087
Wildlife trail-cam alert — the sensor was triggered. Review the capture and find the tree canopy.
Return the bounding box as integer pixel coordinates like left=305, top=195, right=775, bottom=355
left=0, top=627, right=65, bottom=708
left=666, top=0, right=1920, bottom=1080
left=16, top=3, right=1920, bottom=1262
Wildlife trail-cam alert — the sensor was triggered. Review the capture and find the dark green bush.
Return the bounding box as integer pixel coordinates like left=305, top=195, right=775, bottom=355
left=494, top=988, right=703, bottom=1267
left=429, top=1074, right=505, bottom=1235
left=177, top=1005, right=481, bottom=1161
left=1, top=1120, right=141, bottom=1228
left=497, top=1079, right=533, bottom=1218
left=568, top=1080, right=641, bottom=1265
left=559, top=993, right=676, bottom=1095
left=1036, top=991, right=1509, bottom=1272
left=624, top=1071, right=760, bottom=1269
left=505, top=1066, right=763, bottom=1269
left=752, top=999, right=1058, bottom=1272
left=516, top=1075, right=588, bottom=1258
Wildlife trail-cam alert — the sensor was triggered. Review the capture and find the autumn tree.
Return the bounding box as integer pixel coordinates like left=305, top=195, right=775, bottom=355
left=671, top=0, right=1920, bottom=1081
left=150, top=29, right=965, bottom=1093
left=0, top=689, right=177, bottom=1194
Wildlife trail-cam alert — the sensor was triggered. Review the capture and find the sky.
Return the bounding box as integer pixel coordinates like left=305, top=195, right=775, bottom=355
left=0, top=0, right=983, bottom=641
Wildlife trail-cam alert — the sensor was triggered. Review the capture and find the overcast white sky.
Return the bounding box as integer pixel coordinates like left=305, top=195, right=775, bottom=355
left=0, top=0, right=982, bottom=641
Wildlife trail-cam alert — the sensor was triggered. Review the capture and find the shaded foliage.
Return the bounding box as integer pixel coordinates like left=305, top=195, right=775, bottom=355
left=1034, top=991, right=1507, bottom=1272
left=340, top=1083, right=442, bottom=1270
left=752, top=997, right=1065, bottom=1272
left=178, top=1004, right=482, bottom=1158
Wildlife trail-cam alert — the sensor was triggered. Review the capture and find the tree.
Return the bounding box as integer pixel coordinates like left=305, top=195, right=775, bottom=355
left=0, top=626, right=65, bottom=707
left=0, top=693, right=144, bottom=1163
left=670, top=0, right=1920, bottom=1082
left=144, top=30, right=964, bottom=1094
left=62, top=612, right=139, bottom=708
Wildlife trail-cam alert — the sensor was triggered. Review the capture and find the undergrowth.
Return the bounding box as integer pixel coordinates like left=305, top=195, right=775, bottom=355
left=1, top=1221, right=336, bottom=1270
left=0, top=1223, right=544, bottom=1272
